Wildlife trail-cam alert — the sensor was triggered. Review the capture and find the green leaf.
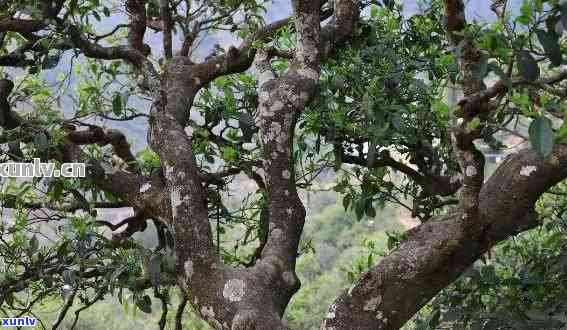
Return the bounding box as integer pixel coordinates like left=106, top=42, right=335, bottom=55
left=370, top=4, right=379, bottom=18
left=112, top=93, right=123, bottom=116
left=342, top=194, right=352, bottom=211
left=57, top=241, right=69, bottom=258
left=5, top=293, right=14, bottom=307
left=383, top=0, right=395, bottom=10
left=432, top=100, right=450, bottom=117
left=355, top=199, right=365, bottom=221
left=50, top=180, right=65, bottom=200
left=223, top=88, right=236, bottom=112
left=135, top=295, right=152, bottom=314
left=480, top=264, right=499, bottom=284
left=428, top=308, right=441, bottom=328
left=69, top=0, right=78, bottom=13
left=466, top=117, right=482, bottom=131
left=536, top=29, right=562, bottom=67
left=516, top=50, right=540, bottom=81
left=517, top=1, right=533, bottom=25
left=34, top=132, right=49, bottom=152
left=535, top=0, right=543, bottom=12
left=529, top=116, right=555, bottom=158
left=221, top=146, right=238, bottom=161
left=361, top=92, right=373, bottom=114
left=104, top=191, right=118, bottom=203
left=29, top=235, right=39, bottom=253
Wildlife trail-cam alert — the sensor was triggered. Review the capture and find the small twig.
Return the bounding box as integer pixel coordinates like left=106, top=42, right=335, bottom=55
left=174, top=294, right=188, bottom=330
left=97, top=112, right=150, bottom=121
left=70, top=290, right=106, bottom=330
left=154, top=288, right=168, bottom=330
left=51, top=287, right=77, bottom=330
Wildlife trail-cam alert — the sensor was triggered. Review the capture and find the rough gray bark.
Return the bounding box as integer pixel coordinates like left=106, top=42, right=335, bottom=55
left=323, top=1, right=567, bottom=328
left=141, top=1, right=360, bottom=328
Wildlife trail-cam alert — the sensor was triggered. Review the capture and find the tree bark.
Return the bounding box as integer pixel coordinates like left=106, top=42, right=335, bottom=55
left=141, top=1, right=360, bottom=328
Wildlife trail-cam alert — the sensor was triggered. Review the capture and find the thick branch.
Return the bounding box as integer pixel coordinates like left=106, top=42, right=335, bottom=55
left=160, top=0, right=173, bottom=59
left=66, top=24, right=147, bottom=68
left=126, top=0, right=148, bottom=55
left=443, top=0, right=486, bottom=223
left=459, top=69, right=567, bottom=114
left=66, top=126, right=140, bottom=174
left=139, top=1, right=363, bottom=329
left=324, top=144, right=567, bottom=329
left=0, top=19, right=46, bottom=35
